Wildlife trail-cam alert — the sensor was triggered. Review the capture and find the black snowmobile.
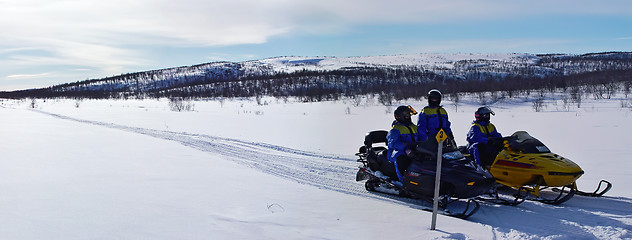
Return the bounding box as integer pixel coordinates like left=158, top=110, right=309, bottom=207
left=355, top=130, right=496, bottom=219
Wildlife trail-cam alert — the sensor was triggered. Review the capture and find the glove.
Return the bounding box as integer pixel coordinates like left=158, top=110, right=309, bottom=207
left=489, top=137, right=504, bottom=149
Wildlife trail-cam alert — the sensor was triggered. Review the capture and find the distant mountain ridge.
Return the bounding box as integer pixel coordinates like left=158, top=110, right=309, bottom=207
left=2, top=52, right=632, bottom=100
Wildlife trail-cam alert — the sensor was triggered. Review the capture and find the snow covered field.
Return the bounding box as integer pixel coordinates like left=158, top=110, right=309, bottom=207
left=0, top=94, right=630, bottom=239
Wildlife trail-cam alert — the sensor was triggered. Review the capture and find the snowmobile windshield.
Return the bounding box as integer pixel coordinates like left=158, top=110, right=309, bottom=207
left=507, top=131, right=551, bottom=154
left=442, top=151, right=463, bottom=160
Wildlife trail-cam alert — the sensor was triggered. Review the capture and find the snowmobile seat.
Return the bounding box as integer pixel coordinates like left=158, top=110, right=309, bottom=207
left=364, top=130, right=388, bottom=146
left=364, top=130, right=388, bottom=153
left=363, top=130, right=397, bottom=179
left=374, top=150, right=397, bottom=180
left=365, top=146, right=387, bottom=173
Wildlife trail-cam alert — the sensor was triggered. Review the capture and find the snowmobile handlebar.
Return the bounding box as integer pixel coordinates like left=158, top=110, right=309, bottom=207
left=412, top=138, right=459, bottom=158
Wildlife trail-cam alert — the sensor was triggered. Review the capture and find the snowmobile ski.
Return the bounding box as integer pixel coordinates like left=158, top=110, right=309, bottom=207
left=575, top=180, right=612, bottom=197
left=475, top=185, right=527, bottom=206
left=552, top=180, right=612, bottom=197
left=497, top=184, right=575, bottom=205
left=419, top=198, right=480, bottom=219
left=477, top=183, right=576, bottom=205
left=358, top=167, right=480, bottom=219
left=533, top=185, right=576, bottom=205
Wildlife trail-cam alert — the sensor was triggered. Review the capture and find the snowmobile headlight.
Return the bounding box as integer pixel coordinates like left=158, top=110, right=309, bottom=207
left=442, top=151, right=463, bottom=160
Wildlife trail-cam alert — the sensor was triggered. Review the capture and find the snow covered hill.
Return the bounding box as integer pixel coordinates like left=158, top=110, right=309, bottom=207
left=3, top=52, right=631, bottom=100
left=246, top=53, right=536, bottom=72
left=0, top=94, right=630, bottom=239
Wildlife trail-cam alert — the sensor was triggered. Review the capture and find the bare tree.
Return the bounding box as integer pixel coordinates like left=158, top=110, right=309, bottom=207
left=476, top=92, right=488, bottom=105
left=623, top=81, right=631, bottom=98
left=378, top=92, right=395, bottom=106
left=350, top=95, right=363, bottom=107
left=570, top=86, right=583, bottom=108
left=603, top=82, right=619, bottom=99
left=561, top=95, right=571, bottom=111
left=168, top=97, right=195, bottom=112
left=448, top=92, right=461, bottom=112
left=532, top=97, right=546, bottom=112
left=30, top=98, right=37, bottom=108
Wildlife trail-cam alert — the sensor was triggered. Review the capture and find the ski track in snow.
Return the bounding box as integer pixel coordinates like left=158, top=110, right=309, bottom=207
left=34, top=109, right=632, bottom=239
left=33, top=110, right=420, bottom=205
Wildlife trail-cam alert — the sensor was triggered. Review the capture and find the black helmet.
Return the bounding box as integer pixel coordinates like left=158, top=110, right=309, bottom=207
left=427, top=89, right=442, bottom=107
left=394, top=105, right=417, bottom=125
left=475, top=106, right=495, bottom=122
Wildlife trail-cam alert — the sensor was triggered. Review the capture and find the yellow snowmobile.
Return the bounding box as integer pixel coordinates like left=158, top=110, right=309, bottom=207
left=479, top=131, right=611, bottom=205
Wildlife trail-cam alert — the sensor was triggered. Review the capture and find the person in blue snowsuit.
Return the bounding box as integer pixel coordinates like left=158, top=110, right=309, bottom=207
left=387, top=105, right=428, bottom=182
left=466, top=106, right=503, bottom=166
left=417, top=89, right=455, bottom=142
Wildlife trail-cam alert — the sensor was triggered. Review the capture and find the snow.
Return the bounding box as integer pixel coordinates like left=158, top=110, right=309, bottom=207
left=252, top=53, right=533, bottom=72
left=0, top=94, right=630, bottom=239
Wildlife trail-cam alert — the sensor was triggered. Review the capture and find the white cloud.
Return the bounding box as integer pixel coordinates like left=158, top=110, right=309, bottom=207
left=6, top=73, right=50, bottom=79
left=0, top=0, right=296, bottom=74
left=4, top=0, right=626, bottom=52
left=0, top=0, right=631, bottom=90
left=3, top=0, right=631, bottom=49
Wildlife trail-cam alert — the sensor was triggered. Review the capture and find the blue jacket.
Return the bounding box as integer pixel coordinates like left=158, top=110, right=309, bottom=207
left=387, top=121, right=427, bottom=162
left=466, top=121, right=502, bottom=148
left=417, top=106, right=453, bottom=137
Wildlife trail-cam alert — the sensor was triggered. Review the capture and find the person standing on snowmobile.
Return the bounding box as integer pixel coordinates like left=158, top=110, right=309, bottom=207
left=417, top=89, right=455, bottom=142
left=466, top=106, right=503, bottom=166
left=387, top=105, right=427, bottom=182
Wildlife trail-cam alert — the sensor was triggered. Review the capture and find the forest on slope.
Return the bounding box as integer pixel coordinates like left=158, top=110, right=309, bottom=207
left=1, top=52, right=631, bottom=103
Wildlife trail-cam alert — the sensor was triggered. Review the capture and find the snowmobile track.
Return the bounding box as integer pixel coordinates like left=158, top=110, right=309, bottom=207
left=34, top=110, right=427, bottom=208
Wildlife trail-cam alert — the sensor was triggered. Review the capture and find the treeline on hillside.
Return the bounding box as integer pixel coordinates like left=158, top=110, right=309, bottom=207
left=1, top=52, right=632, bottom=101
left=3, top=68, right=631, bottom=102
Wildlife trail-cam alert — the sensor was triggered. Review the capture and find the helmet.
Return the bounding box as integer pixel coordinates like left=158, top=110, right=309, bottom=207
left=475, top=106, right=495, bottom=122
left=394, top=105, right=417, bottom=125
left=427, top=89, right=442, bottom=107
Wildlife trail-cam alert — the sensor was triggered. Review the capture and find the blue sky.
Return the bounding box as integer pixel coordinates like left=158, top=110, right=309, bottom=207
left=1, top=0, right=631, bottom=91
